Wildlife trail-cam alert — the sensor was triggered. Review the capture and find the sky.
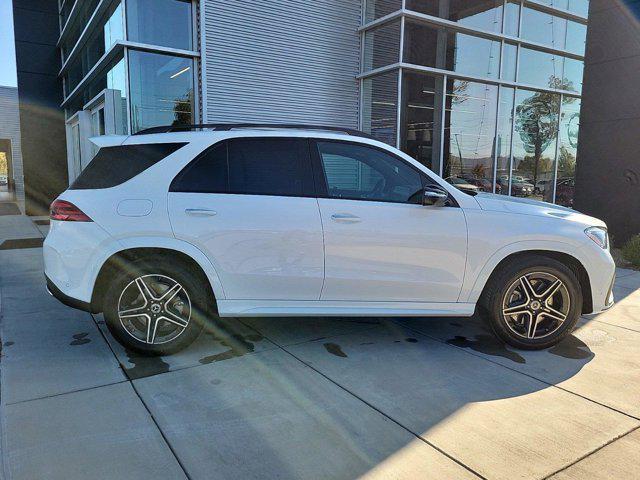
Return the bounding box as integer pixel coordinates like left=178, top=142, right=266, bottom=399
left=0, top=0, right=18, bottom=88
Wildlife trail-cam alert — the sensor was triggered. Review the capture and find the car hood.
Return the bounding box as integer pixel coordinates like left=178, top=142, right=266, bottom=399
left=473, top=193, right=606, bottom=228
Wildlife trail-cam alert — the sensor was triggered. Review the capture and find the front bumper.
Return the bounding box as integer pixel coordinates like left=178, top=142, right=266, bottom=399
left=46, top=275, right=95, bottom=313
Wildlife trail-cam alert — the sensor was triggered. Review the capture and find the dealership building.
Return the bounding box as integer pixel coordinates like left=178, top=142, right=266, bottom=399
left=9, top=0, right=640, bottom=242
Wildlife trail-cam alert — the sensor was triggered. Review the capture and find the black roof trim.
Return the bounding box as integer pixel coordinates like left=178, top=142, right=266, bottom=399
left=132, top=123, right=377, bottom=140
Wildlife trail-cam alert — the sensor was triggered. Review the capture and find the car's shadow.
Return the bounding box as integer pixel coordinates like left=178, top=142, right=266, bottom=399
left=92, top=310, right=640, bottom=479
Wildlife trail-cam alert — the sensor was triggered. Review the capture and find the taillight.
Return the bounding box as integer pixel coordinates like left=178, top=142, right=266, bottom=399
left=50, top=200, right=93, bottom=222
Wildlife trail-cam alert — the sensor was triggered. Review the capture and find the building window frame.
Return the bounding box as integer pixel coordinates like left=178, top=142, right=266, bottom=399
left=359, top=0, right=586, bottom=205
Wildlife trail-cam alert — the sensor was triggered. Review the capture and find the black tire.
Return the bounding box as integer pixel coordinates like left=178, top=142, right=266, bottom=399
left=103, top=257, right=209, bottom=356
left=481, top=255, right=583, bottom=350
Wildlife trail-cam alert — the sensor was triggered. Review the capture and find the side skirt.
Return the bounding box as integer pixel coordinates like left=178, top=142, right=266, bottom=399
left=217, top=300, right=476, bottom=318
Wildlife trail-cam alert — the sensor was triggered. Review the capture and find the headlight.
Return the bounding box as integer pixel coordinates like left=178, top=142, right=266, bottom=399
left=585, top=227, right=609, bottom=250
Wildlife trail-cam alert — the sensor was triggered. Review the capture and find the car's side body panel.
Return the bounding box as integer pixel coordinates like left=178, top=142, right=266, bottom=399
left=168, top=193, right=325, bottom=300
left=317, top=198, right=468, bottom=302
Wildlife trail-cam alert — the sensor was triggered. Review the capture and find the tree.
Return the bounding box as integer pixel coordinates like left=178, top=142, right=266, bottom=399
left=517, top=155, right=552, bottom=176
left=173, top=90, right=194, bottom=126
left=514, top=76, right=576, bottom=184
left=557, top=146, right=576, bottom=178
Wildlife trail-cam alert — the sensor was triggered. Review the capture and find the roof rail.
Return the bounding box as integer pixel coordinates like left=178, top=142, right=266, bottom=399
left=132, top=123, right=377, bottom=140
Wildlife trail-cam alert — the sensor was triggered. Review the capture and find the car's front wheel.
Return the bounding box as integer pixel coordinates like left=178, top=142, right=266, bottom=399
left=103, top=258, right=207, bottom=355
left=483, top=255, right=583, bottom=350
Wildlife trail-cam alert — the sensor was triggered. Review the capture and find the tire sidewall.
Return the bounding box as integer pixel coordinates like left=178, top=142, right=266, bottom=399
left=488, top=257, right=583, bottom=350
left=103, top=259, right=206, bottom=355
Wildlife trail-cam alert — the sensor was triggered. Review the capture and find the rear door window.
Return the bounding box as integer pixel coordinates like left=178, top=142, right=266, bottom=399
left=70, top=143, right=186, bottom=189
left=170, top=138, right=314, bottom=197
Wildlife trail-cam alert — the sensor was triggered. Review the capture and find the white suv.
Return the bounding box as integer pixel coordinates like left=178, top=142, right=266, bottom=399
left=44, top=124, right=615, bottom=355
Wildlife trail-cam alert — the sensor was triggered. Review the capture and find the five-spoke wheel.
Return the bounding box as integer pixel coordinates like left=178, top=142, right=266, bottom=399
left=103, top=258, right=207, bottom=355
left=502, top=272, right=570, bottom=340
left=118, top=274, right=192, bottom=345
left=482, top=255, right=582, bottom=350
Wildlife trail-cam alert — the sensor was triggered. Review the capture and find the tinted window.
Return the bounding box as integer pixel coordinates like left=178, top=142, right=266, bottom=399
left=170, top=143, right=228, bottom=193
left=316, top=142, right=423, bottom=203
left=71, top=143, right=186, bottom=190
left=171, top=138, right=312, bottom=196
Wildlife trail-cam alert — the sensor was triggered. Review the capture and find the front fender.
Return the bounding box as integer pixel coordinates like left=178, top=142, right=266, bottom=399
left=460, top=240, right=591, bottom=304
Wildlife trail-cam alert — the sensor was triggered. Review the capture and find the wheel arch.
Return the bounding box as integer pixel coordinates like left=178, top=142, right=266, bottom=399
left=89, top=243, right=225, bottom=313
left=475, top=249, right=593, bottom=314
left=459, top=241, right=593, bottom=313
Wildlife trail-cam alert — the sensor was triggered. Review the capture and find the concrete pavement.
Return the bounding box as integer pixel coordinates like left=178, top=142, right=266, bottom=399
left=1, top=215, right=639, bottom=479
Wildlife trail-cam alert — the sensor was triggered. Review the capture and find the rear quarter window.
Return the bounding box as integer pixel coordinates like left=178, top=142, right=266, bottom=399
left=70, top=143, right=186, bottom=190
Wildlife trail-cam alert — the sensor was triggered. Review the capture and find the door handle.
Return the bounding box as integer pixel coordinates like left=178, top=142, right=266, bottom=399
left=185, top=208, right=217, bottom=217
left=331, top=213, right=361, bottom=223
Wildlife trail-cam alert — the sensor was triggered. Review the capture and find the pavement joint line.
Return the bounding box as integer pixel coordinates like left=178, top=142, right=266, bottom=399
left=589, top=318, right=640, bottom=334
left=4, top=379, right=130, bottom=407
left=90, top=314, right=193, bottom=480
left=541, top=424, right=640, bottom=479
left=236, top=318, right=488, bottom=480
left=394, top=319, right=640, bottom=422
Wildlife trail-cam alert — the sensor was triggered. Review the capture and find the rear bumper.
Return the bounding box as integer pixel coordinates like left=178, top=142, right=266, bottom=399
left=45, top=275, right=95, bottom=313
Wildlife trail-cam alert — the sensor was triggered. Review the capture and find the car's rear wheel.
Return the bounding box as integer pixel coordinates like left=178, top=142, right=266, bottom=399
left=482, top=255, right=583, bottom=350
left=103, top=259, right=207, bottom=355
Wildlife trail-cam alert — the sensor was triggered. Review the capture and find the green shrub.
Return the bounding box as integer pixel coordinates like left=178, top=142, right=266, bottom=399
left=622, top=235, right=640, bottom=268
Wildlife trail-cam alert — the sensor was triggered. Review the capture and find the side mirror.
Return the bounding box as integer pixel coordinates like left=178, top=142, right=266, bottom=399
left=422, top=186, right=449, bottom=207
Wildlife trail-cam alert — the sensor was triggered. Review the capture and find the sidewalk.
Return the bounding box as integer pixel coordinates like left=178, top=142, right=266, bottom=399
left=1, top=215, right=639, bottom=479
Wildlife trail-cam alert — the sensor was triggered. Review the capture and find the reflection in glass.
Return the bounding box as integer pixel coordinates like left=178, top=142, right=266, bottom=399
left=536, top=0, right=590, bottom=17
left=495, top=86, right=514, bottom=194
left=405, top=0, right=439, bottom=16
left=521, top=6, right=587, bottom=55
left=566, top=21, right=587, bottom=56
left=129, top=51, right=194, bottom=133
left=501, top=43, right=518, bottom=81
left=363, top=21, right=401, bottom=72
left=512, top=89, right=560, bottom=199
left=406, top=0, right=504, bottom=33
left=443, top=80, right=498, bottom=192
left=448, top=0, right=503, bottom=33
left=521, top=6, right=568, bottom=50
left=404, top=21, right=500, bottom=79
left=447, top=31, right=501, bottom=79
left=127, top=0, right=193, bottom=50
left=362, top=71, right=398, bottom=146
left=553, top=97, right=580, bottom=207
left=563, top=58, right=584, bottom=94
left=504, top=1, right=520, bottom=36
left=400, top=72, right=444, bottom=173
left=364, top=0, right=402, bottom=23
left=518, top=48, right=563, bottom=89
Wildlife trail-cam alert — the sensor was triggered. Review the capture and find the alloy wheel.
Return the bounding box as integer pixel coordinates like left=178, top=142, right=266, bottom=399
left=117, top=274, right=191, bottom=345
left=501, top=271, right=571, bottom=340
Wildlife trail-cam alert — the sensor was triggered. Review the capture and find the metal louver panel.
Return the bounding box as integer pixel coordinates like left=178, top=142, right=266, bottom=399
left=202, top=0, right=362, bottom=128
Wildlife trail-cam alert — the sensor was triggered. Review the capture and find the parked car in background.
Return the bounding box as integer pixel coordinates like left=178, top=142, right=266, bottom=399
left=547, top=178, right=575, bottom=207
left=445, top=176, right=480, bottom=194
left=0, top=175, right=7, bottom=186
left=511, top=178, right=535, bottom=197
left=535, top=179, right=552, bottom=195
left=44, top=124, right=614, bottom=355
left=463, top=176, right=500, bottom=194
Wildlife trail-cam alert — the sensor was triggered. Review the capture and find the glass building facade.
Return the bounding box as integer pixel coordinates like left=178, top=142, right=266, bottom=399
left=58, top=0, right=198, bottom=140
left=360, top=0, right=588, bottom=207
